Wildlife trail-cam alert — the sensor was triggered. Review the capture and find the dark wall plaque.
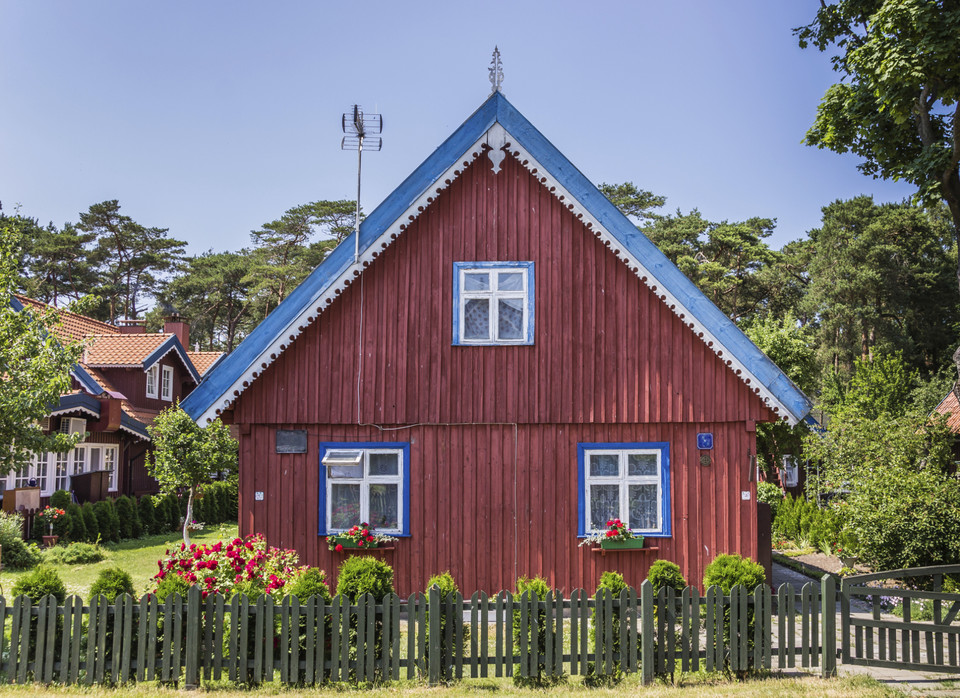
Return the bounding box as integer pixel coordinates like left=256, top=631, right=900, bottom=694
left=276, top=429, right=307, bottom=454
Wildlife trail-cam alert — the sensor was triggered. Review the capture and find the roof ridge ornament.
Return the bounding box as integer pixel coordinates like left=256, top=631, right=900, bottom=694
left=488, top=46, right=504, bottom=95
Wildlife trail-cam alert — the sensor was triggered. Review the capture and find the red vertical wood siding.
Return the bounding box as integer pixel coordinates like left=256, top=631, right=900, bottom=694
left=233, top=151, right=776, bottom=595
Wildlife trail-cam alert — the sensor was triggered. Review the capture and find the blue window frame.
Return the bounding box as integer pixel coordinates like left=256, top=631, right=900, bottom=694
left=577, top=442, right=671, bottom=537
left=318, top=442, right=411, bottom=537
left=452, top=261, right=535, bottom=345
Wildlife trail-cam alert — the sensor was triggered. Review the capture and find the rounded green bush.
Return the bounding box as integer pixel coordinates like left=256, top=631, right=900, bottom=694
left=285, top=568, right=333, bottom=602
left=81, top=502, right=100, bottom=542
left=137, top=495, right=156, bottom=536
left=66, top=503, right=86, bottom=542
left=0, top=511, right=41, bottom=570
left=155, top=574, right=192, bottom=602
left=702, top=553, right=765, bottom=594
left=49, top=490, right=72, bottom=509
left=426, top=570, right=459, bottom=600
left=648, top=560, right=687, bottom=596
left=336, top=556, right=395, bottom=602
left=12, top=565, right=66, bottom=603
left=90, top=567, right=135, bottom=600
left=44, top=541, right=105, bottom=565
left=114, top=495, right=141, bottom=539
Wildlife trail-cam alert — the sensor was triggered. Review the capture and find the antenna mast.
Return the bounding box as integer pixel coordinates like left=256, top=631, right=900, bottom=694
left=341, top=105, right=383, bottom=263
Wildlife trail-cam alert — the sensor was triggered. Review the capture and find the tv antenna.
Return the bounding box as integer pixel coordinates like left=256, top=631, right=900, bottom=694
left=341, top=105, right=383, bottom=263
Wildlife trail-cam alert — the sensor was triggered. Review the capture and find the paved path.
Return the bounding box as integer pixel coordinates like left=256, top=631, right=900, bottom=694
left=772, top=562, right=960, bottom=695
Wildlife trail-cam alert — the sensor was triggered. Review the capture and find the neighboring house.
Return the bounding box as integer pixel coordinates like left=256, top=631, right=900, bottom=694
left=7, top=296, right=223, bottom=501
left=933, top=387, right=960, bottom=465
left=182, top=91, right=813, bottom=595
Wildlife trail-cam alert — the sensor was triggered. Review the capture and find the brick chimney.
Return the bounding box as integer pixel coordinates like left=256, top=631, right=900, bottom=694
left=164, top=314, right=190, bottom=348
left=116, top=319, right=146, bottom=334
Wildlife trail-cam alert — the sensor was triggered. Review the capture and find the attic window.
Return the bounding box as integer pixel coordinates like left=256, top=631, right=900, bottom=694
left=146, top=365, right=159, bottom=399
left=161, top=366, right=174, bottom=401
left=452, top=262, right=535, bottom=346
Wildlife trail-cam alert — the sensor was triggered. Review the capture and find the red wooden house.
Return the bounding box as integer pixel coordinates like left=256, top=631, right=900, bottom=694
left=8, top=296, right=222, bottom=502
left=183, top=91, right=812, bottom=596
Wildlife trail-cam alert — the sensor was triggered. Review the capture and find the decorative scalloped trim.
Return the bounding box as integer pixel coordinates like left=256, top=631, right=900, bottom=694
left=198, top=123, right=795, bottom=425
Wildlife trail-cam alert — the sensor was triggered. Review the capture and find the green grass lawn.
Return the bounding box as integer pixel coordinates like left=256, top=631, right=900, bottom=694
left=0, top=674, right=901, bottom=696
left=1, top=524, right=238, bottom=599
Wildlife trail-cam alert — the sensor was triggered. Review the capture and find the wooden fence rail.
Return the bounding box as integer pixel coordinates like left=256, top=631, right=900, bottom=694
left=0, top=577, right=841, bottom=686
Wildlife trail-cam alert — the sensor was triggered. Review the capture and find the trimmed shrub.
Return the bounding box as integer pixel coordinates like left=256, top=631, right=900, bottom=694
left=648, top=560, right=687, bottom=596
left=424, top=571, right=463, bottom=682
left=192, top=493, right=206, bottom=525
left=66, top=503, right=86, bottom=542
left=137, top=496, right=156, bottom=536
left=49, top=490, right=72, bottom=509
left=0, top=511, right=42, bottom=570
left=81, top=502, right=100, bottom=542
left=166, top=494, right=182, bottom=532
left=585, top=571, right=628, bottom=686
left=513, top=576, right=565, bottom=688
left=336, top=556, right=395, bottom=602
left=114, top=495, right=141, bottom=539
left=155, top=573, right=192, bottom=603
left=703, top=554, right=765, bottom=594
left=12, top=565, right=66, bottom=603
left=44, top=542, right=105, bottom=565
left=90, top=567, right=134, bottom=600
left=285, top=568, right=332, bottom=602
left=93, top=500, right=120, bottom=543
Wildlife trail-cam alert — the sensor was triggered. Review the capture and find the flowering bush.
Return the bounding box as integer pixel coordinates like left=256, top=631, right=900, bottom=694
left=326, top=522, right=394, bottom=552
left=578, top=518, right=636, bottom=547
left=152, top=533, right=302, bottom=599
left=37, top=506, right=66, bottom=525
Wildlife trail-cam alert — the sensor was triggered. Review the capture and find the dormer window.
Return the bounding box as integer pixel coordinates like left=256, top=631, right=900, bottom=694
left=452, top=262, right=535, bottom=345
left=161, top=366, right=173, bottom=401
left=146, top=365, right=159, bottom=399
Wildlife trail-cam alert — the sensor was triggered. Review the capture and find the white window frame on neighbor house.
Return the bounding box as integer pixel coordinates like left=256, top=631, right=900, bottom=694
left=452, top=262, right=535, bottom=345
left=161, top=365, right=174, bottom=401
left=2, top=444, right=121, bottom=497
left=319, top=443, right=410, bottom=537
left=146, top=364, right=159, bottom=399
left=578, top=442, right=672, bottom=538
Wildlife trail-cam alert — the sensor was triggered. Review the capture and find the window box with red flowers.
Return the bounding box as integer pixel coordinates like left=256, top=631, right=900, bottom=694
left=579, top=518, right=647, bottom=551
left=326, top=523, right=396, bottom=553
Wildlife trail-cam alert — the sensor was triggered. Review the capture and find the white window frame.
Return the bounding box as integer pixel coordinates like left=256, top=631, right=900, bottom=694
left=3, top=444, right=119, bottom=496
left=161, top=365, right=174, bottom=401
left=105, top=447, right=118, bottom=491
left=452, top=261, right=535, bottom=345
left=580, top=443, right=671, bottom=537
left=146, top=364, right=159, bottom=399
left=322, top=445, right=406, bottom=535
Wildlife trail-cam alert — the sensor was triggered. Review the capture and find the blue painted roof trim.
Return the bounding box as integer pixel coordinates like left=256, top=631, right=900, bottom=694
left=49, top=392, right=102, bottom=417
left=183, top=92, right=812, bottom=423
left=120, top=412, right=151, bottom=440
left=144, top=336, right=201, bottom=383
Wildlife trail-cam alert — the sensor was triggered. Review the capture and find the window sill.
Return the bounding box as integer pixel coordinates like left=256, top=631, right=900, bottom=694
left=588, top=545, right=659, bottom=558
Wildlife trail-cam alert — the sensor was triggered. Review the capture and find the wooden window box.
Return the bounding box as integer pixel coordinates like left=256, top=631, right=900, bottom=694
left=589, top=545, right=659, bottom=558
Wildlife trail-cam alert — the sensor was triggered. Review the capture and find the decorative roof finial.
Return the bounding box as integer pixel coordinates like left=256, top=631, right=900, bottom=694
left=488, top=46, right=504, bottom=95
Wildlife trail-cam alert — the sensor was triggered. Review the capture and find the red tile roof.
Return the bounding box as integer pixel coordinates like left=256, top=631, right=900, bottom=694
left=83, top=333, right=172, bottom=367
left=13, top=295, right=116, bottom=342
left=933, top=389, right=960, bottom=433
left=187, top=351, right=223, bottom=376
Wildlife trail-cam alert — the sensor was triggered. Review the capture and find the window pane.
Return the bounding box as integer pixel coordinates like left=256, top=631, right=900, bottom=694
left=629, top=484, right=659, bottom=529
left=498, top=298, right=523, bottom=339
left=498, top=272, right=523, bottom=291
left=590, top=484, right=620, bottom=530
left=463, top=299, right=490, bottom=339
left=89, top=447, right=102, bottom=471
left=329, top=464, right=363, bottom=479
left=463, top=272, right=489, bottom=291
left=368, top=483, right=399, bottom=529
left=330, top=484, right=361, bottom=529
left=589, top=454, right=619, bottom=477
left=628, top=453, right=658, bottom=477
left=369, top=453, right=399, bottom=476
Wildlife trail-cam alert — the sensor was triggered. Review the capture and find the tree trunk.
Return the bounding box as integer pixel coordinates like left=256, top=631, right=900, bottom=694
left=182, top=486, right=194, bottom=546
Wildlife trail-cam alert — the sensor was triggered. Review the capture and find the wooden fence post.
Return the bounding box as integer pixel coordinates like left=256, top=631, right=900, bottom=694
left=640, top=580, right=654, bottom=684
left=184, top=585, right=201, bottom=688
left=821, top=575, right=837, bottom=678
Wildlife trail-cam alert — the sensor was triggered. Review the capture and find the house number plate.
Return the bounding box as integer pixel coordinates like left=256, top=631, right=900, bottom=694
left=697, top=433, right=713, bottom=450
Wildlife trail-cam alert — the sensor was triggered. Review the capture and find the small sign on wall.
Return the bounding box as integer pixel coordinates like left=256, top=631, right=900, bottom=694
left=276, top=429, right=307, bottom=454
left=255, top=491, right=264, bottom=501
left=697, top=433, right=714, bottom=450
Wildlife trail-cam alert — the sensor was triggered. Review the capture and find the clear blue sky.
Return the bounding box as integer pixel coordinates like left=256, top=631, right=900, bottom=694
left=1, top=1, right=916, bottom=254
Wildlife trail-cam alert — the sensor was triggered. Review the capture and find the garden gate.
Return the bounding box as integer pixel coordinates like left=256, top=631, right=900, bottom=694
left=840, top=564, right=960, bottom=674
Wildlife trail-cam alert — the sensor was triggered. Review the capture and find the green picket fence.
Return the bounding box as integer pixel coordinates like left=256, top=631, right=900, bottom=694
left=0, top=578, right=836, bottom=686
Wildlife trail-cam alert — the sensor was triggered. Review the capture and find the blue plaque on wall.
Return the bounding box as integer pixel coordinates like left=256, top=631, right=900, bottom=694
left=697, top=433, right=714, bottom=450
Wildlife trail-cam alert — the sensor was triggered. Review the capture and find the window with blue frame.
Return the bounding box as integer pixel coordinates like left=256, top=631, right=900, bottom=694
left=319, top=442, right=410, bottom=536
left=578, top=442, right=671, bottom=537
left=452, top=262, right=535, bottom=345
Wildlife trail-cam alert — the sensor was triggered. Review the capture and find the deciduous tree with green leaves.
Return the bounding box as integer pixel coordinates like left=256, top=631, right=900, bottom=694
left=146, top=403, right=237, bottom=544
left=0, top=220, right=87, bottom=474
left=796, top=1, right=960, bottom=293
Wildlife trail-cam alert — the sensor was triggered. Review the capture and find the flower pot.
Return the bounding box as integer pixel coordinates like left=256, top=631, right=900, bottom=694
left=328, top=535, right=386, bottom=550
left=42, top=535, right=59, bottom=548
left=600, top=537, right=645, bottom=550
left=840, top=555, right=858, bottom=568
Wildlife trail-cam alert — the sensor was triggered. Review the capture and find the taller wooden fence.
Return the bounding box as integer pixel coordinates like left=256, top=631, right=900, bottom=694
left=0, top=577, right=843, bottom=686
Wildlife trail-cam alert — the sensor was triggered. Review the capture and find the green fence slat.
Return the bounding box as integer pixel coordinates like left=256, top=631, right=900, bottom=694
left=59, top=596, right=73, bottom=684
left=174, top=593, right=184, bottom=685
left=391, top=595, right=401, bottom=681
left=764, top=585, right=773, bottom=671
left=494, top=592, right=504, bottom=678
left=365, top=594, right=375, bottom=682
left=341, top=596, right=351, bottom=683
left=380, top=594, right=391, bottom=682
left=327, top=596, right=339, bottom=682
left=213, top=594, right=224, bottom=681
left=469, top=592, right=479, bottom=678
left=160, top=595, right=172, bottom=682
left=95, top=594, right=109, bottom=684
left=822, top=575, right=837, bottom=678
left=121, top=595, right=134, bottom=683
left=518, top=591, right=528, bottom=679
left=108, top=595, right=121, bottom=684
left=71, top=595, right=83, bottom=684
left=579, top=590, right=589, bottom=676
left=705, top=587, right=715, bottom=672
left=680, top=587, right=690, bottom=673
left=290, top=595, right=300, bottom=684
left=45, top=595, right=58, bottom=683
left=264, top=595, right=275, bottom=682
left=801, top=583, right=811, bottom=667
left=728, top=586, right=740, bottom=672
left=356, top=595, right=367, bottom=682
left=83, top=596, right=97, bottom=685
left=147, top=595, right=158, bottom=681
left=554, top=591, right=563, bottom=677
left=279, top=596, right=290, bottom=684
left=303, top=596, right=315, bottom=685
left=252, top=595, right=264, bottom=683
left=478, top=592, right=489, bottom=678
left=402, top=594, right=413, bottom=680
left=544, top=592, right=555, bottom=679
left=34, top=594, right=49, bottom=683
left=752, top=586, right=763, bottom=671
left=7, top=596, right=20, bottom=684
left=16, top=596, right=30, bottom=684
left=135, top=596, right=147, bottom=683
left=655, top=588, right=666, bottom=675
left=568, top=590, right=579, bottom=676
left=202, top=594, right=214, bottom=681
left=786, top=584, right=797, bottom=668
left=227, top=596, right=239, bottom=682
left=0, top=597, right=6, bottom=681
left=640, top=580, right=654, bottom=684
left=454, top=591, right=464, bottom=680
left=689, top=588, right=700, bottom=674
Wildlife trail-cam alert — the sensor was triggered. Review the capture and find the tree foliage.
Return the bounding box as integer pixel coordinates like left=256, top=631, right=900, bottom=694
left=0, top=220, right=87, bottom=474
left=796, top=1, right=960, bottom=291
left=146, top=403, right=237, bottom=544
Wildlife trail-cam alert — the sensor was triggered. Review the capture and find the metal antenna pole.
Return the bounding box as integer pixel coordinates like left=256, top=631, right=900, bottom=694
left=341, top=104, right=382, bottom=264
left=355, top=131, right=363, bottom=263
